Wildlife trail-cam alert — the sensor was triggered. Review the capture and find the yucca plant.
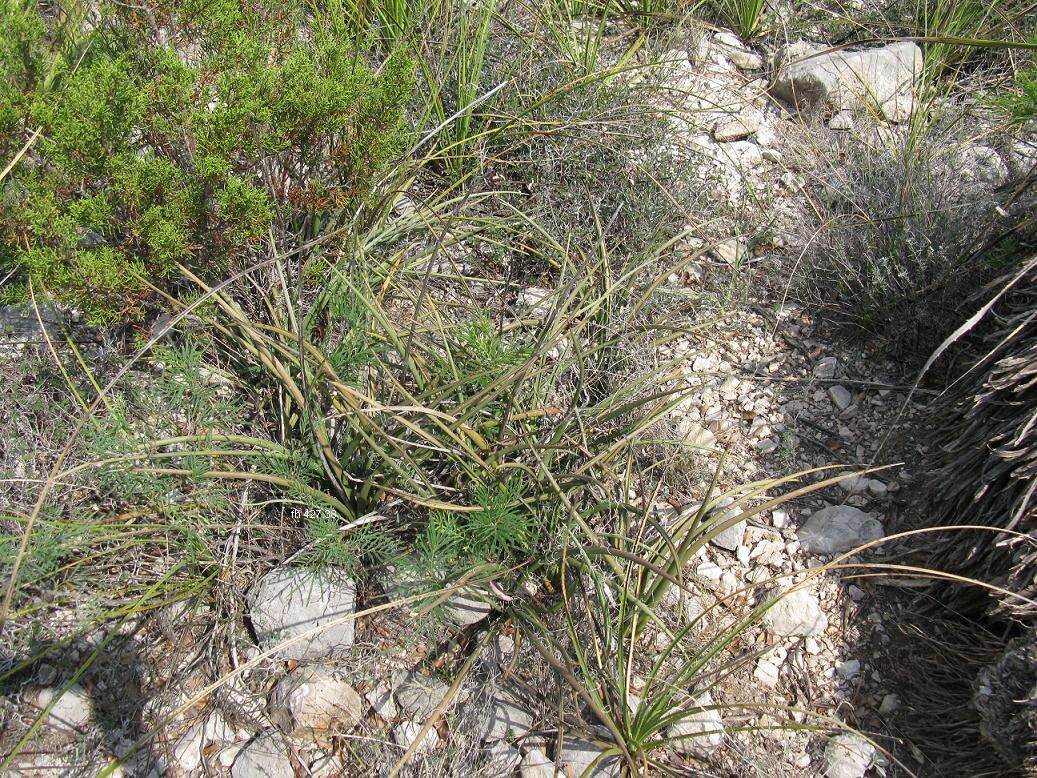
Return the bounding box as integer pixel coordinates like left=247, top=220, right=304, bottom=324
left=506, top=459, right=888, bottom=773
left=713, top=0, right=767, bottom=39
left=925, top=257, right=1037, bottom=620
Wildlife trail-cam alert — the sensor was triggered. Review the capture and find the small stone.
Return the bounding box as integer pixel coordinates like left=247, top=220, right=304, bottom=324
left=756, top=438, right=778, bottom=453
left=728, top=48, right=763, bottom=70
left=666, top=691, right=725, bottom=757
left=557, top=737, right=620, bottom=777
left=711, top=237, right=748, bottom=265
left=879, top=693, right=900, bottom=714
left=771, top=509, right=789, bottom=529
left=231, top=735, right=294, bottom=778
left=393, top=720, right=440, bottom=752
left=721, top=140, right=764, bottom=169
left=798, top=505, right=884, bottom=555
left=867, top=480, right=888, bottom=498
left=676, top=418, right=716, bottom=448
left=828, top=111, right=854, bottom=130
left=838, top=475, right=870, bottom=494
left=170, top=711, right=235, bottom=772
left=697, top=561, right=723, bottom=581
left=754, top=659, right=781, bottom=687
left=847, top=585, right=866, bottom=602
left=736, top=545, right=750, bottom=566
left=517, top=287, right=553, bottom=316
left=396, top=673, right=450, bottom=720
left=35, top=685, right=92, bottom=732
left=813, top=356, right=838, bottom=379
left=772, top=41, right=922, bottom=122
left=520, top=748, right=557, bottom=778
left=755, top=124, right=777, bottom=147
left=366, top=682, right=398, bottom=721
left=719, top=376, right=740, bottom=398
left=269, top=666, right=364, bottom=734
left=691, top=355, right=713, bottom=372
left=720, top=571, right=738, bottom=593
left=824, top=732, right=875, bottom=778
left=708, top=497, right=746, bottom=552
left=714, top=32, right=763, bottom=69
left=717, top=118, right=759, bottom=144
left=480, top=693, right=534, bottom=742
left=836, top=659, right=861, bottom=680
left=247, top=567, right=356, bottom=661
left=762, top=586, right=828, bottom=637
left=828, top=385, right=853, bottom=411
left=443, top=591, right=493, bottom=626
left=746, top=567, right=770, bottom=583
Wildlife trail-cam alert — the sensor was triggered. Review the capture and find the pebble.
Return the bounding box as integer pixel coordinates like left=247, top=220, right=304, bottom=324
left=879, top=693, right=900, bottom=714
left=762, top=586, right=828, bottom=637
left=247, top=567, right=356, bottom=660
left=519, top=748, right=557, bottom=777
left=813, top=356, right=839, bottom=379
left=697, top=561, right=723, bottom=581
left=754, top=658, right=781, bottom=687
left=836, top=659, right=861, bottom=680
left=479, top=693, right=534, bottom=742
left=666, top=691, right=725, bottom=757
left=824, top=732, right=875, bottom=778
left=34, top=685, right=93, bottom=732
left=828, top=111, right=854, bottom=130
left=393, top=720, right=440, bottom=752
left=269, top=666, right=364, bottom=734
left=798, top=505, right=884, bottom=555
left=712, top=238, right=749, bottom=266
left=828, top=384, right=853, bottom=411
left=556, top=737, right=620, bottom=777
left=231, top=734, right=294, bottom=778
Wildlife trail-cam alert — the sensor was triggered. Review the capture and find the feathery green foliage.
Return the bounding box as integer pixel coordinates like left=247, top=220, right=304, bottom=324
left=0, top=1, right=413, bottom=324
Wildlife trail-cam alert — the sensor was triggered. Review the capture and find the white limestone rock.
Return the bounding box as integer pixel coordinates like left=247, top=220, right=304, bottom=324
left=798, top=505, right=884, bottom=555
left=762, top=586, right=828, bottom=637
left=269, top=666, right=364, bottom=734
left=248, top=567, right=356, bottom=660
left=773, top=41, right=922, bottom=123
left=665, top=691, right=725, bottom=758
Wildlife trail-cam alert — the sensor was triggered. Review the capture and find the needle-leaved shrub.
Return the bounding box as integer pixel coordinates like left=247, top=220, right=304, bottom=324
left=1, top=1, right=413, bottom=324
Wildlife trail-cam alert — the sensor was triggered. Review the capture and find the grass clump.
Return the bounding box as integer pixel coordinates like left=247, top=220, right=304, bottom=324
left=711, top=0, right=768, bottom=39
left=791, top=125, right=1005, bottom=360
left=0, top=0, right=413, bottom=325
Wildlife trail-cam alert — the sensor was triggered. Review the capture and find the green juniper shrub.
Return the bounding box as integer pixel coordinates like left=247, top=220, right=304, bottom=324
left=0, top=0, right=414, bottom=325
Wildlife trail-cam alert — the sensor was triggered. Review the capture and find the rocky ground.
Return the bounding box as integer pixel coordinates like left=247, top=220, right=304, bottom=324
left=2, top=21, right=1030, bottom=778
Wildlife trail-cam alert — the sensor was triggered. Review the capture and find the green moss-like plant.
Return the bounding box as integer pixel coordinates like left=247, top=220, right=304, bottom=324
left=1, top=1, right=414, bottom=325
